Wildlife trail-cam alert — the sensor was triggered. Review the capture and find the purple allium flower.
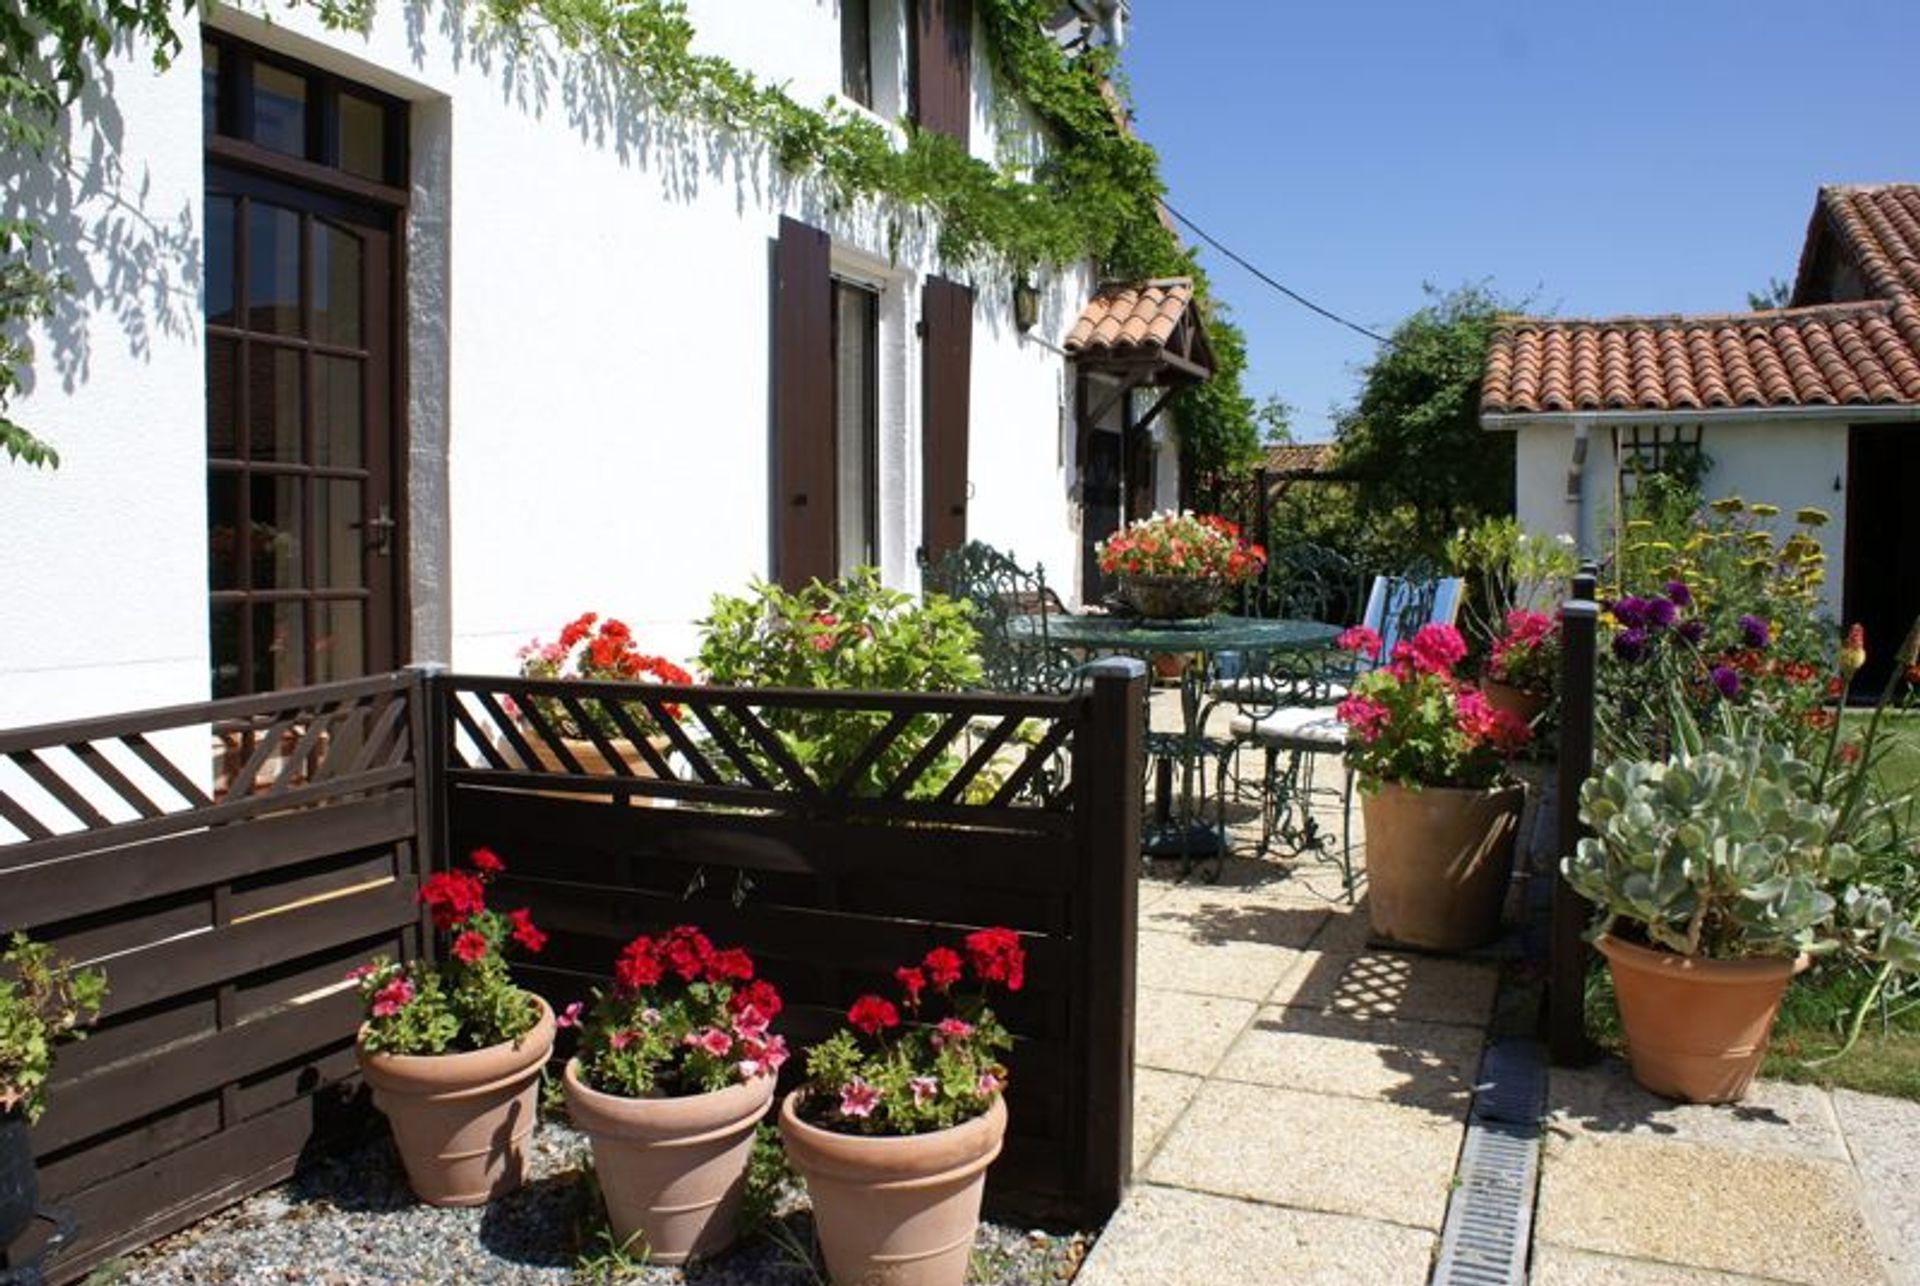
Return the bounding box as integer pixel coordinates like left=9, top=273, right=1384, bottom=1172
left=1677, top=619, right=1707, bottom=646
left=1612, top=627, right=1650, bottom=663
left=1612, top=596, right=1649, bottom=630
left=1646, top=597, right=1678, bottom=631
left=1663, top=580, right=1693, bottom=608
left=1710, top=665, right=1741, bottom=698
left=1738, top=614, right=1771, bottom=650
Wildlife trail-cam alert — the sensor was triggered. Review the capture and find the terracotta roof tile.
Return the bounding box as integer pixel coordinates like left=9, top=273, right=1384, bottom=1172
left=1064, top=278, right=1195, bottom=359
left=1819, top=184, right=1920, bottom=300
left=1262, top=442, right=1337, bottom=474
left=1482, top=302, right=1920, bottom=414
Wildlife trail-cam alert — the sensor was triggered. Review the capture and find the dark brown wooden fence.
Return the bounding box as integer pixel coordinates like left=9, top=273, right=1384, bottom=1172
left=0, top=673, right=432, bottom=1281
left=438, top=658, right=1147, bottom=1224
left=1549, top=566, right=1601, bottom=1064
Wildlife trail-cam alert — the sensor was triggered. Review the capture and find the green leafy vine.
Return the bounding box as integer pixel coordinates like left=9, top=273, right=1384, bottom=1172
left=2, top=0, right=1256, bottom=474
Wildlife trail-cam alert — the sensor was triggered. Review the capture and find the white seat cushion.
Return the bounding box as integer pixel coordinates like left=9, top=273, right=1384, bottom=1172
left=1228, top=705, right=1348, bottom=750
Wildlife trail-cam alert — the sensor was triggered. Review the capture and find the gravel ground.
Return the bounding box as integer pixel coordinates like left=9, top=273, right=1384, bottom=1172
left=107, top=1120, right=1092, bottom=1285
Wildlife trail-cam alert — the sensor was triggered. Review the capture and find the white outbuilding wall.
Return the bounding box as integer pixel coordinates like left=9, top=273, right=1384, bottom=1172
left=0, top=0, right=1098, bottom=725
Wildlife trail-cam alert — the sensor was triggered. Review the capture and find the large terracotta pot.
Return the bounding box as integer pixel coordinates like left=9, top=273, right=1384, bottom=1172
left=1597, top=934, right=1807, bottom=1104
left=356, top=995, right=555, bottom=1206
left=1118, top=574, right=1225, bottom=620
left=562, top=1059, right=774, bottom=1264
left=779, top=1091, right=1006, bottom=1286
left=0, top=1111, right=34, bottom=1256
left=1480, top=677, right=1549, bottom=725
left=1362, top=780, right=1524, bottom=951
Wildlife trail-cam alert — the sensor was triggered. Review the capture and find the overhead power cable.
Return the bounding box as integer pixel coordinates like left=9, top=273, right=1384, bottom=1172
left=1159, top=198, right=1394, bottom=346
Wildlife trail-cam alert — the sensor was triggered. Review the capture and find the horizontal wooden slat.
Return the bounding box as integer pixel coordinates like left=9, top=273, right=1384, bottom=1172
left=1, top=787, right=414, bottom=920
left=446, top=673, right=1077, bottom=719
left=93, top=879, right=417, bottom=1019
left=35, top=989, right=364, bottom=1153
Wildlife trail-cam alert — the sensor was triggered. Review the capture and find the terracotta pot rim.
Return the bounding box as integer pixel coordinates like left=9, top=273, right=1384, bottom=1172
left=1596, top=933, right=1811, bottom=983
left=357, top=993, right=555, bottom=1090
left=562, top=1058, right=774, bottom=1138
left=1364, top=778, right=1526, bottom=801
left=778, top=1090, right=1005, bottom=1186
left=1481, top=675, right=1550, bottom=696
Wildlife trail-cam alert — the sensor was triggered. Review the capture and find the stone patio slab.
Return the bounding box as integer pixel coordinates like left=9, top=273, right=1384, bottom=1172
left=1545, top=1062, right=1848, bottom=1162
left=1073, top=1184, right=1435, bottom=1286
left=1530, top=1246, right=1796, bottom=1285
left=1143, top=1078, right=1463, bottom=1230
left=1135, top=987, right=1259, bottom=1076
left=1139, top=886, right=1331, bottom=947
left=1280, top=949, right=1500, bottom=1028
left=1832, top=1088, right=1920, bottom=1286
left=1135, top=928, right=1311, bottom=1002
left=1133, top=1067, right=1203, bottom=1169
left=1537, top=1134, right=1884, bottom=1285
left=1215, top=1005, right=1482, bottom=1117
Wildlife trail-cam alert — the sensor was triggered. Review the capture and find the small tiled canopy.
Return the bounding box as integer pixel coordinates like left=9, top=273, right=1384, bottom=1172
left=1064, top=277, right=1214, bottom=388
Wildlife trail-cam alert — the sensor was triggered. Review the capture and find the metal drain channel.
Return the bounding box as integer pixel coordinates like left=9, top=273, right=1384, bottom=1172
left=1431, top=1038, right=1547, bottom=1286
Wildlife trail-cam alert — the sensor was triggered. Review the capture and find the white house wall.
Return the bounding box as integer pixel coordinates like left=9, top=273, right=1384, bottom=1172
left=1, top=0, right=1097, bottom=725
left=1510, top=420, right=1848, bottom=620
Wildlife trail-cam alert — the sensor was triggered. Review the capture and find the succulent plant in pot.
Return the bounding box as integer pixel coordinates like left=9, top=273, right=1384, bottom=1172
left=1565, top=672, right=1920, bottom=1103
left=1, top=933, right=105, bottom=1252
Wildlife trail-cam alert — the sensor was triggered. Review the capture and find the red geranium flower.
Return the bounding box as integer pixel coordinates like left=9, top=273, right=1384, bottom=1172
left=707, top=947, right=755, bottom=982
left=895, top=966, right=926, bottom=1005
left=614, top=935, right=664, bottom=993
left=419, top=870, right=486, bottom=931
left=963, top=927, right=1025, bottom=992
left=469, top=847, right=505, bottom=876
left=848, top=994, right=900, bottom=1035
left=729, top=978, right=783, bottom=1019
left=659, top=925, right=714, bottom=982
left=452, top=930, right=490, bottom=965
left=509, top=908, right=547, bottom=954
left=922, top=947, right=964, bottom=989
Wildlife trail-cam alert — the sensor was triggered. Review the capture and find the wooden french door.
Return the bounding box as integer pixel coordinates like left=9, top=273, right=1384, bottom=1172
left=205, top=166, right=399, bottom=695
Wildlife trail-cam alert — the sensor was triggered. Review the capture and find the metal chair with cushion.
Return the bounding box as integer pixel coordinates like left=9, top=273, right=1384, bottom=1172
left=1221, top=568, right=1464, bottom=899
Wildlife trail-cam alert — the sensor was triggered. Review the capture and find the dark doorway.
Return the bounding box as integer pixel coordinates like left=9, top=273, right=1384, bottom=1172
left=1082, top=429, right=1123, bottom=602
left=1843, top=424, right=1920, bottom=696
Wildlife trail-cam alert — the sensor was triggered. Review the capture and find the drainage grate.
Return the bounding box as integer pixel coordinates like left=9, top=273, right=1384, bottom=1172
left=1433, top=1032, right=1548, bottom=1285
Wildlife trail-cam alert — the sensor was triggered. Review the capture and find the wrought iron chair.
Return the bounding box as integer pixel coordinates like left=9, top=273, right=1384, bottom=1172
left=1221, top=567, right=1463, bottom=899
left=921, top=541, right=1079, bottom=696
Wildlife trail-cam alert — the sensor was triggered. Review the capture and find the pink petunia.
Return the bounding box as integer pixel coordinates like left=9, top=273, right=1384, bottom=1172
left=730, top=1003, right=771, bottom=1042
left=838, top=1078, right=882, bottom=1119
left=685, top=1027, right=733, bottom=1058
left=736, top=1033, right=790, bottom=1079
left=909, top=1076, right=939, bottom=1108
left=974, top=1070, right=1004, bottom=1099
left=555, top=1001, right=584, bottom=1030
left=370, top=976, right=414, bottom=1018
left=609, top=1030, right=637, bottom=1051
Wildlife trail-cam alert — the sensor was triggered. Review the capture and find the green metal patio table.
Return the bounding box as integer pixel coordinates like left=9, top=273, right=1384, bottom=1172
left=1021, top=613, right=1342, bottom=867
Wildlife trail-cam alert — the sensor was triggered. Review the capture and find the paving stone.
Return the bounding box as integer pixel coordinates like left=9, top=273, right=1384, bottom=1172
left=1143, top=1078, right=1463, bottom=1230
left=1215, top=1005, right=1482, bottom=1117
left=1135, top=928, right=1308, bottom=1002
left=1138, top=886, right=1332, bottom=947
left=1282, top=949, right=1500, bottom=1028
left=1133, top=1067, right=1202, bottom=1170
left=1135, top=987, right=1258, bottom=1076
left=1531, top=1245, right=1795, bottom=1285
left=1545, top=1062, right=1848, bottom=1162
left=1307, top=902, right=1377, bottom=954
left=1073, top=1184, right=1434, bottom=1286
left=1831, top=1089, right=1920, bottom=1286
left=1537, top=1134, right=1884, bottom=1285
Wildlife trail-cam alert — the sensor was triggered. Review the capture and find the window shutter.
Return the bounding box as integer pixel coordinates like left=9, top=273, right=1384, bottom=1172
left=772, top=216, right=835, bottom=589
left=913, top=0, right=972, bottom=147
left=921, top=274, right=973, bottom=565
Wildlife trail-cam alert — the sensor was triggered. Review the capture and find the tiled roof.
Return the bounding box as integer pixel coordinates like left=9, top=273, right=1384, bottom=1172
left=1263, top=443, right=1337, bottom=474
left=1064, top=278, right=1195, bottom=358
left=1801, top=184, right=1920, bottom=302
left=1483, top=183, right=1920, bottom=416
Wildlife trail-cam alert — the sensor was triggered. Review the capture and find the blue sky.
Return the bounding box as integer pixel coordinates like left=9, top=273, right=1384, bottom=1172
left=1120, top=0, right=1920, bottom=440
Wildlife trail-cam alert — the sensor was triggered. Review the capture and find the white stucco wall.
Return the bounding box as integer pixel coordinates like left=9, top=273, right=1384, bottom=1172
left=1509, top=418, right=1849, bottom=619
left=1, top=0, right=1098, bottom=726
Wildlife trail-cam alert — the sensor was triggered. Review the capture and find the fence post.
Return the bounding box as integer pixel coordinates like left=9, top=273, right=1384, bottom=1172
left=1549, top=567, right=1600, bottom=1065
left=1073, top=657, right=1146, bottom=1219
left=408, top=663, right=451, bottom=965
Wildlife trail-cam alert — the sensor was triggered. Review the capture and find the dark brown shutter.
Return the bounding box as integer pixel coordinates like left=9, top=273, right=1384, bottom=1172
left=913, top=0, right=972, bottom=146
left=771, top=216, right=835, bottom=589
left=921, top=274, right=974, bottom=564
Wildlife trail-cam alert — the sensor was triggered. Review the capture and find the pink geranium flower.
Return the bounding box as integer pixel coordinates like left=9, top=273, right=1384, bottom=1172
left=932, top=1017, right=974, bottom=1049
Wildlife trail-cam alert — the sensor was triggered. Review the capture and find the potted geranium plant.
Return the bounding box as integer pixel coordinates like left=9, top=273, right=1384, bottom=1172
left=559, top=925, right=788, bottom=1265
left=1564, top=629, right=1920, bottom=1103
left=1, top=934, right=105, bottom=1252
left=778, top=928, right=1024, bottom=1286
left=1095, top=511, right=1265, bottom=619
left=1335, top=623, right=1533, bottom=950
left=1482, top=608, right=1559, bottom=723
left=352, top=847, right=554, bottom=1205
left=515, top=611, right=691, bottom=793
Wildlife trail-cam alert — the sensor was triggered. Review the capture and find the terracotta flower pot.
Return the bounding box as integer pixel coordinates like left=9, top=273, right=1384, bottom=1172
left=1596, top=934, right=1807, bottom=1104
left=562, top=1059, right=774, bottom=1265
left=0, top=1111, right=35, bottom=1255
left=1480, top=677, right=1549, bottom=725
left=356, top=995, right=555, bottom=1206
left=779, top=1091, right=1006, bottom=1286
left=1361, top=780, right=1524, bottom=951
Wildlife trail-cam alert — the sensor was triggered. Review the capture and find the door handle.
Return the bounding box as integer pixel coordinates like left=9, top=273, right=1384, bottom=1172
left=359, top=504, right=396, bottom=557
